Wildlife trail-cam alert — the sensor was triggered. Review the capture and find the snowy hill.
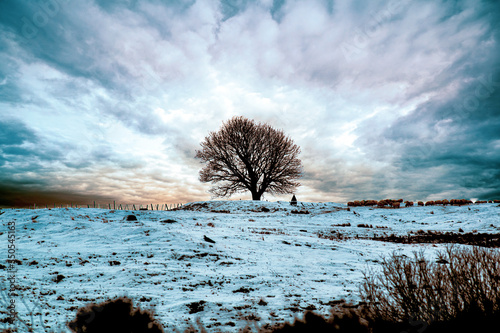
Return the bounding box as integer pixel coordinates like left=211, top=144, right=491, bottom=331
left=0, top=201, right=499, bottom=332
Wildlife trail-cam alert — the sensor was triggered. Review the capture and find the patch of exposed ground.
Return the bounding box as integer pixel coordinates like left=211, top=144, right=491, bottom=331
left=372, top=231, right=500, bottom=248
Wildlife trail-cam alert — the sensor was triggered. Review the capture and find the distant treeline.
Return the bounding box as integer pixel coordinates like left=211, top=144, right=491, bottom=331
left=347, top=199, right=500, bottom=208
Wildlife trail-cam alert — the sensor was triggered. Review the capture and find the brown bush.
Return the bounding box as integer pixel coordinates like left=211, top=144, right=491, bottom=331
left=404, top=201, right=414, bottom=207
left=425, top=201, right=434, bottom=206
left=67, top=296, right=164, bottom=333
left=349, top=200, right=378, bottom=207
left=360, top=245, right=500, bottom=329
left=417, top=201, right=424, bottom=206
left=449, top=199, right=472, bottom=206
left=260, top=309, right=371, bottom=333
left=376, top=199, right=401, bottom=208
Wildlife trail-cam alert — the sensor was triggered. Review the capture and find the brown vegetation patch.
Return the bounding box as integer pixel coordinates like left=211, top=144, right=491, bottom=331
left=317, top=231, right=349, bottom=241
left=186, top=300, right=206, bottom=314
left=210, top=209, right=231, bottom=213
left=249, top=227, right=288, bottom=235
left=373, top=231, right=500, bottom=247
left=67, top=296, right=163, bottom=332
left=332, top=223, right=351, bottom=227
left=290, top=209, right=310, bottom=214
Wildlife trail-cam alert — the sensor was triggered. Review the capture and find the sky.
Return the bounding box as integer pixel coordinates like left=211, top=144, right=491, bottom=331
left=0, top=0, right=499, bottom=208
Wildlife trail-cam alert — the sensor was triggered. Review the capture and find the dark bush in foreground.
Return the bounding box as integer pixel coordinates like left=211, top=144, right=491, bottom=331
left=360, top=245, right=500, bottom=332
left=67, top=296, right=164, bottom=333
left=259, top=310, right=370, bottom=332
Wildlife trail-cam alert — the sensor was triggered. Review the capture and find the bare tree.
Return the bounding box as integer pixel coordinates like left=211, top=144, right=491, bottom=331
left=195, top=116, right=302, bottom=200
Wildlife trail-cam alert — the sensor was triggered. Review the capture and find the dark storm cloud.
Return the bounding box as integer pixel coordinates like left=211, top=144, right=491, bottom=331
left=0, top=180, right=112, bottom=208
left=0, top=118, right=33, bottom=145
left=355, top=65, right=500, bottom=200
left=0, top=118, right=64, bottom=164
left=0, top=119, right=102, bottom=207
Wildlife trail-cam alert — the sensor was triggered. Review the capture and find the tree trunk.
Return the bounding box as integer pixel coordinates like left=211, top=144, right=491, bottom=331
left=251, top=191, right=261, bottom=200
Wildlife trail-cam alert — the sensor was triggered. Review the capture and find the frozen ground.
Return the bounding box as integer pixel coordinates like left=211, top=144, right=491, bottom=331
left=0, top=200, right=499, bottom=332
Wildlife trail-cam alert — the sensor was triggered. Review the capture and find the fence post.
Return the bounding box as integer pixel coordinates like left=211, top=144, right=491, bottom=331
left=93, top=201, right=96, bottom=208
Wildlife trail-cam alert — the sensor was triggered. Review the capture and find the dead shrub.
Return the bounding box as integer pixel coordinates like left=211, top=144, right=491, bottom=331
left=391, top=202, right=400, bottom=208
left=67, top=296, right=164, bottom=333
left=360, top=245, right=500, bottom=330
left=260, top=309, right=370, bottom=332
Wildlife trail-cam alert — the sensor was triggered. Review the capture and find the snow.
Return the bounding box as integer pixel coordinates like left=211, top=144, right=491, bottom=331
left=1, top=201, right=499, bottom=332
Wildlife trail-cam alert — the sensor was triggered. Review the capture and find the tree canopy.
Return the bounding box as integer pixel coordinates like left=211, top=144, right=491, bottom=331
left=195, top=116, right=302, bottom=200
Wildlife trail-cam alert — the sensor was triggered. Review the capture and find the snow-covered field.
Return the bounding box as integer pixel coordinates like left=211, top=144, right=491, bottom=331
left=1, top=200, right=499, bottom=332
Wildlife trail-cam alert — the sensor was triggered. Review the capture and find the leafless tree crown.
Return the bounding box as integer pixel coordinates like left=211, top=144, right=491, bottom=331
left=195, top=116, right=302, bottom=200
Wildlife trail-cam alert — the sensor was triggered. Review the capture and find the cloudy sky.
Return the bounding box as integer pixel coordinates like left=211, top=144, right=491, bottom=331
left=1, top=0, right=499, bottom=207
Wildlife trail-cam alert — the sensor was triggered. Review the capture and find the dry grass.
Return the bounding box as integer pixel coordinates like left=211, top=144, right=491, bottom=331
left=360, top=245, right=500, bottom=327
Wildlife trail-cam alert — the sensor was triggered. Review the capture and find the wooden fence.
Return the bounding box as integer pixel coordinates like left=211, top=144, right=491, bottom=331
left=27, top=201, right=183, bottom=210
